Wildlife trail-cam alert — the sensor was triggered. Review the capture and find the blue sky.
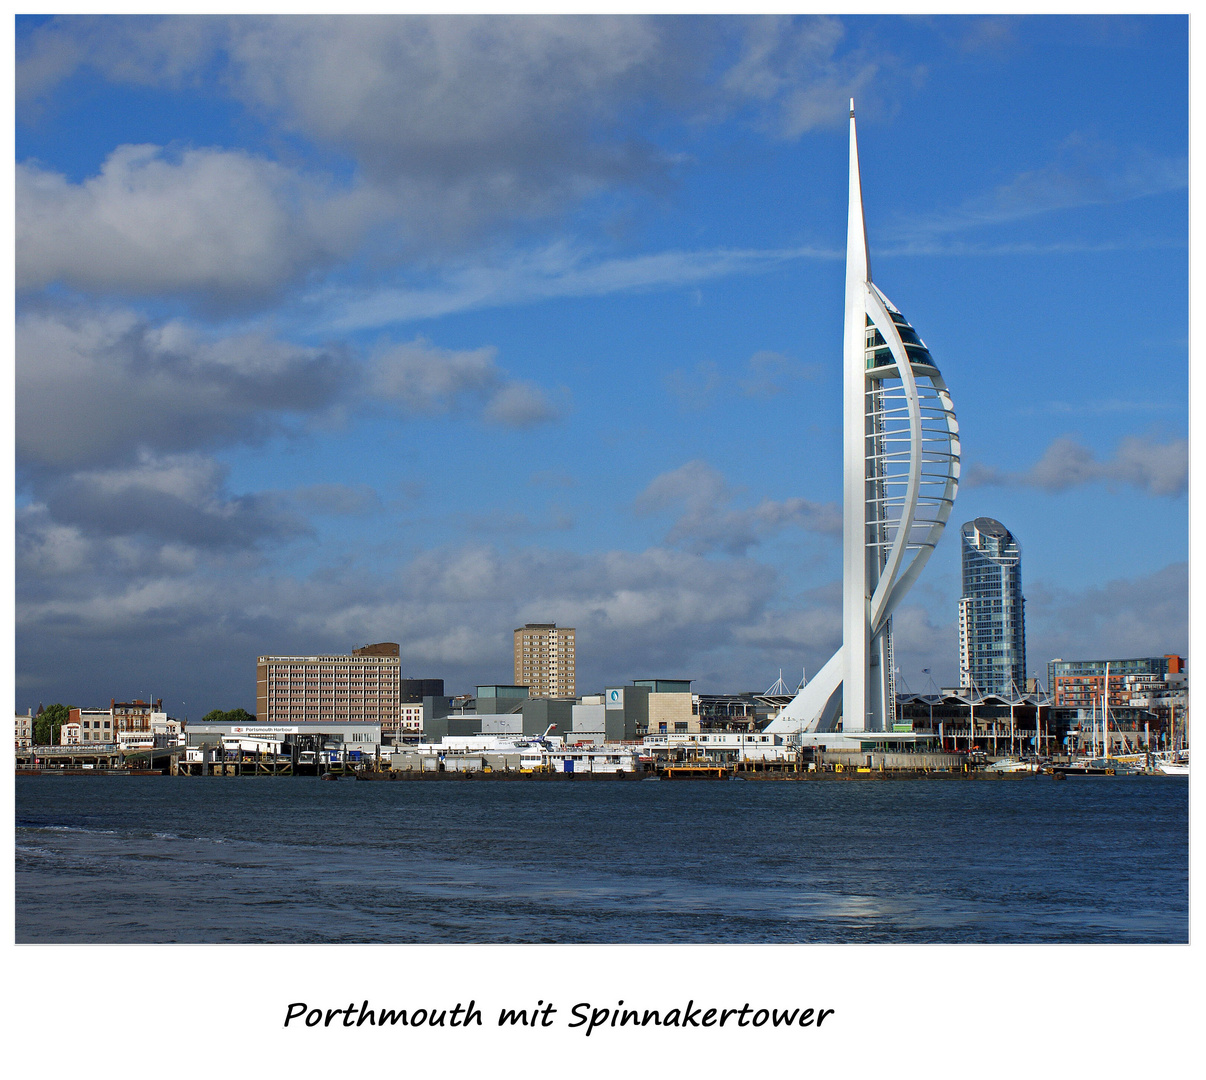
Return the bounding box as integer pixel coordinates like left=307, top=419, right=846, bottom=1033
left=14, top=14, right=1187, bottom=716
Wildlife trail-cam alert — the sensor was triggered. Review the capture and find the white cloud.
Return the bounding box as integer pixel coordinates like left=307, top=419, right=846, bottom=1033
left=666, top=349, right=824, bottom=412
left=636, top=460, right=841, bottom=555
left=16, top=307, right=351, bottom=472
left=894, top=134, right=1187, bottom=241
left=484, top=382, right=562, bottom=428
left=738, top=350, right=822, bottom=398
left=15, top=538, right=785, bottom=706
left=17, top=145, right=376, bottom=300
left=1027, top=563, right=1187, bottom=669
left=39, top=453, right=311, bottom=550
left=17, top=15, right=906, bottom=265
left=721, top=14, right=883, bottom=138
left=965, top=435, right=1187, bottom=497
left=17, top=310, right=564, bottom=478
left=369, top=337, right=566, bottom=427
left=307, top=241, right=835, bottom=332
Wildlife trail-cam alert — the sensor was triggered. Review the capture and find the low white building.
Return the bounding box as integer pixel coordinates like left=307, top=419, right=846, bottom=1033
left=642, top=731, right=791, bottom=762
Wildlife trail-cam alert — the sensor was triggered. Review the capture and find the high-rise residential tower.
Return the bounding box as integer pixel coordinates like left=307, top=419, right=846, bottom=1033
left=958, top=518, right=1026, bottom=695
left=513, top=623, right=575, bottom=698
left=768, top=101, right=960, bottom=735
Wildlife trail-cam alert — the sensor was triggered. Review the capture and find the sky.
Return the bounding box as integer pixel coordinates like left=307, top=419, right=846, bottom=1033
left=13, top=14, right=1188, bottom=718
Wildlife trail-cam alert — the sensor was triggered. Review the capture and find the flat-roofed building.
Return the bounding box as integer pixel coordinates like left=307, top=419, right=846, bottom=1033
left=256, top=642, right=402, bottom=730
left=1047, top=654, right=1184, bottom=709
left=63, top=707, right=114, bottom=745
left=513, top=623, right=575, bottom=698
left=604, top=680, right=695, bottom=738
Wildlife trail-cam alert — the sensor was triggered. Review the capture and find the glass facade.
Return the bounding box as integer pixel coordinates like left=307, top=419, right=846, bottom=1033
left=958, top=517, right=1026, bottom=695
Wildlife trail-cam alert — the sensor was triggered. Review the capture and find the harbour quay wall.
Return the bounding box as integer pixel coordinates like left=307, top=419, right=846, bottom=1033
left=390, top=751, right=523, bottom=773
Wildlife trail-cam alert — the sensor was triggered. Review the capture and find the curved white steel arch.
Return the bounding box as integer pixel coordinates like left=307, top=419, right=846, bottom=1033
left=768, top=102, right=960, bottom=735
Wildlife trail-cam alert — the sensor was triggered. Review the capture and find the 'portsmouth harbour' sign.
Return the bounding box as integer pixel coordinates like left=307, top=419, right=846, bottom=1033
left=231, top=726, right=298, bottom=736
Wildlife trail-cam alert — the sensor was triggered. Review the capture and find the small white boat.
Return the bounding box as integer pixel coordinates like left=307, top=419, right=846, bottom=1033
left=1155, top=749, right=1189, bottom=776
left=984, top=758, right=1039, bottom=773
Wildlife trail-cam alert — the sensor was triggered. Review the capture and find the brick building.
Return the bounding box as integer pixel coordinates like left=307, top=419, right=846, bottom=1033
left=513, top=623, right=576, bottom=698
left=1047, top=655, right=1185, bottom=710
left=256, top=643, right=404, bottom=730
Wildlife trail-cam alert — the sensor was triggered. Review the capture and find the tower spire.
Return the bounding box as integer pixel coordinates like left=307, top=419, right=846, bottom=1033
left=846, top=99, right=870, bottom=287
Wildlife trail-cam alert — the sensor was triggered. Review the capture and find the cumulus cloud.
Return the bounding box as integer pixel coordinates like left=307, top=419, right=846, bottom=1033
left=636, top=460, right=841, bottom=555
left=965, top=435, right=1187, bottom=496
left=16, top=145, right=377, bottom=301
left=369, top=338, right=564, bottom=427
left=15, top=307, right=565, bottom=609
left=18, top=15, right=904, bottom=258
left=16, top=310, right=563, bottom=480
left=38, top=453, right=310, bottom=550
left=16, top=308, right=352, bottom=474
left=15, top=537, right=785, bottom=707
left=1026, top=562, right=1187, bottom=669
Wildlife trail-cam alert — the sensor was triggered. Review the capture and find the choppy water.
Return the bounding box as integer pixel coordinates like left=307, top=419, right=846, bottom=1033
left=15, top=774, right=1188, bottom=943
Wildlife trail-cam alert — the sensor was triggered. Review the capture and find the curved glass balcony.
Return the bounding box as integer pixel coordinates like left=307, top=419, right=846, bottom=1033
left=865, top=306, right=938, bottom=374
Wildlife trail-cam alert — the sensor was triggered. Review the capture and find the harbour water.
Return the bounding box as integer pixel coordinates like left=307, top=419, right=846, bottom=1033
left=16, top=775, right=1188, bottom=943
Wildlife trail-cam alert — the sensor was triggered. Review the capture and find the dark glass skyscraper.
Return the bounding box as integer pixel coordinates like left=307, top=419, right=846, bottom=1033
left=958, top=517, right=1026, bottom=695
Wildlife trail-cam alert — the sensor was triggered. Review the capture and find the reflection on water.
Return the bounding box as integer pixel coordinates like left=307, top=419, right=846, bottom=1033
left=16, top=776, right=1188, bottom=943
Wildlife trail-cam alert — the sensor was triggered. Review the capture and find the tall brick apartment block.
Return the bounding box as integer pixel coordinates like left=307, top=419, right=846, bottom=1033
left=513, top=623, right=576, bottom=698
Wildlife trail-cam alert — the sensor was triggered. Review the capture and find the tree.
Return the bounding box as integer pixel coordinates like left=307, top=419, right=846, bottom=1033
left=201, top=708, right=257, bottom=724
left=35, top=703, right=71, bottom=745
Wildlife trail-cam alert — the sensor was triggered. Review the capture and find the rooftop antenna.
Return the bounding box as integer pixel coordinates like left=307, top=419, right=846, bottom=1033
left=765, top=670, right=792, bottom=697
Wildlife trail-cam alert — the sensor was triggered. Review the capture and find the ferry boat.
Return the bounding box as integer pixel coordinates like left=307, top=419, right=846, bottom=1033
left=519, top=746, right=644, bottom=774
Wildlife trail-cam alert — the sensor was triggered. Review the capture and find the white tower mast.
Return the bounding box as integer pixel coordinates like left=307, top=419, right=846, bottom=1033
left=768, top=101, right=961, bottom=736
left=843, top=98, right=874, bottom=732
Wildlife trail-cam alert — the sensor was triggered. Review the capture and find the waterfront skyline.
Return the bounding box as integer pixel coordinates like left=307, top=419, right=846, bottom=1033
left=15, top=15, right=1187, bottom=714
